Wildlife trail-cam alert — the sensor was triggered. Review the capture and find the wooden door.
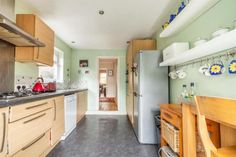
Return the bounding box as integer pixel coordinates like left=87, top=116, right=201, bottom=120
left=51, top=96, right=65, bottom=146
left=0, top=108, right=8, bottom=157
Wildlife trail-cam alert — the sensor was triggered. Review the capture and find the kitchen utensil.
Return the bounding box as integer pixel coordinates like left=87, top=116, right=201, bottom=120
left=177, top=2, right=186, bottom=14
left=212, top=28, right=230, bottom=38
left=229, top=60, right=236, bottom=74
left=163, top=42, right=189, bottom=61
left=176, top=69, right=187, bottom=79
left=32, top=77, right=45, bottom=92
left=169, top=14, right=176, bottom=23
left=162, top=22, right=169, bottom=30
left=199, top=65, right=208, bottom=73
left=44, top=82, right=57, bottom=92
left=194, top=38, right=207, bottom=47
left=169, top=71, right=178, bottom=80
left=209, top=61, right=225, bottom=75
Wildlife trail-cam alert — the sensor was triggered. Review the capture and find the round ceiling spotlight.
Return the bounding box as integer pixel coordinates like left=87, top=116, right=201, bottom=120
left=71, top=41, right=76, bottom=44
left=98, top=10, right=104, bottom=15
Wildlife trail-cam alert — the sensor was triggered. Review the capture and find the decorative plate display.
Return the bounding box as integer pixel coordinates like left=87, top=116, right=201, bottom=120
left=229, top=60, right=236, bottom=74
left=209, top=63, right=225, bottom=75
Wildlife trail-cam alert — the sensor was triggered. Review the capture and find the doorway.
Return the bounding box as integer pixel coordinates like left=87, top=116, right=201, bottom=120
left=98, top=58, right=118, bottom=111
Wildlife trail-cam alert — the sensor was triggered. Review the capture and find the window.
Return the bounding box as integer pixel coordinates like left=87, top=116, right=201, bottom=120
left=39, top=48, right=64, bottom=83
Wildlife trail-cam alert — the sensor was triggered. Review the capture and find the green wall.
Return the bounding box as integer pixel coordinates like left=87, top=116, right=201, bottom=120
left=156, top=0, right=236, bottom=103
left=71, top=49, right=126, bottom=113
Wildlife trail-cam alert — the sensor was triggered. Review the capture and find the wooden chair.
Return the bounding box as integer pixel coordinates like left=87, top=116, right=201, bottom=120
left=194, top=96, right=236, bottom=157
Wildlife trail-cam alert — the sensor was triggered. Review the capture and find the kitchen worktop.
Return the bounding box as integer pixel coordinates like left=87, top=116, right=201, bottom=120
left=0, top=88, right=88, bottom=107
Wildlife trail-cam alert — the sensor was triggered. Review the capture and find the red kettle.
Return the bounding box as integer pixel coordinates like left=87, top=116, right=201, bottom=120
left=32, top=77, right=45, bottom=92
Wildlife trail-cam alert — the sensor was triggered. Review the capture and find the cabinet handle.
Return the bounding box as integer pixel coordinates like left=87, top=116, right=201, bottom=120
left=163, top=112, right=172, bottom=119
left=36, top=47, right=40, bottom=59
left=26, top=102, right=48, bottom=110
left=0, top=113, right=6, bottom=153
left=23, top=113, right=46, bottom=124
left=53, top=100, right=56, bottom=121
left=21, top=133, right=45, bottom=151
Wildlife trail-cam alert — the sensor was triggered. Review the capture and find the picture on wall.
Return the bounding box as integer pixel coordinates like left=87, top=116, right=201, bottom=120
left=108, top=70, right=113, bottom=76
left=79, top=60, right=88, bottom=67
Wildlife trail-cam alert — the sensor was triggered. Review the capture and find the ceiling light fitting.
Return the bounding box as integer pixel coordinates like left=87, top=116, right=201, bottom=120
left=99, top=10, right=104, bottom=15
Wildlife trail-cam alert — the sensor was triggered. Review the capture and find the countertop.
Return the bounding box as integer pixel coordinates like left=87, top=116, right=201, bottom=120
left=0, top=88, right=88, bottom=107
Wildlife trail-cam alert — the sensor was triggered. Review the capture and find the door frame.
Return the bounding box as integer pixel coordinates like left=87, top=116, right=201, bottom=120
left=97, top=56, right=119, bottom=111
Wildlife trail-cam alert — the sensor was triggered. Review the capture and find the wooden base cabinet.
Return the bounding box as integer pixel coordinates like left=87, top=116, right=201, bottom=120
left=15, top=14, right=55, bottom=66
left=77, top=91, right=88, bottom=123
left=126, top=39, right=156, bottom=125
left=8, top=108, right=54, bottom=156
left=0, top=108, right=8, bottom=157
left=11, top=130, right=51, bottom=157
left=51, top=96, right=65, bottom=146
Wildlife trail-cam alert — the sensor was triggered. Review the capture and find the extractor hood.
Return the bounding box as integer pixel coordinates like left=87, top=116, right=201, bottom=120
left=0, top=14, right=45, bottom=47
left=0, top=0, right=45, bottom=47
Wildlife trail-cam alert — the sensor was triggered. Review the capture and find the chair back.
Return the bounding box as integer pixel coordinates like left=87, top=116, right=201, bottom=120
left=195, top=96, right=236, bottom=129
left=195, top=96, right=236, bottom=157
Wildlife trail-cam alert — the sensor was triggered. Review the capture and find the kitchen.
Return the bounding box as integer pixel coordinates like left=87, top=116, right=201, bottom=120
left=0, top=0, right=236, bottom=157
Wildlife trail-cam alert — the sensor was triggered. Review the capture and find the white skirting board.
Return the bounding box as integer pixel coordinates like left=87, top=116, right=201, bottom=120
left=86, top=111, right=127, bottom=115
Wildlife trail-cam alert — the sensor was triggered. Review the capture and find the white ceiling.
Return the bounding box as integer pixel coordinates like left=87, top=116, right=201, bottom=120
left=16, top=0, right=178, bottom=49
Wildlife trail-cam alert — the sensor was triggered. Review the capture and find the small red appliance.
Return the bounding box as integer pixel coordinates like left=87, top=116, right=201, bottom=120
left=32, top=77, right=45, bottom=93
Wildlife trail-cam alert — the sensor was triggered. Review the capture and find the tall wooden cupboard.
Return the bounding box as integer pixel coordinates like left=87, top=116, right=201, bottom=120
left=126, top=39, right=156, bottom=125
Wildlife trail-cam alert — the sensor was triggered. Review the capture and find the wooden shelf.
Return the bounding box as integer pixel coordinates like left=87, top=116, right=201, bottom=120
left=159, top=0, right=220, bottom=38
left=160, top=29, right=236, bottom=66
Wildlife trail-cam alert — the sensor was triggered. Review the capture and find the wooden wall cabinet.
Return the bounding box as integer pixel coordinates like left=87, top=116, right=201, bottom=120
left=126, top=39, right=156, bottom=125
left=15, top=14, right=55, bottom=66
left=0, top=108, right=8, bottom=157
left=51, top=96, right=65, bottom=146
left=77, top=91, right=88, bottom=123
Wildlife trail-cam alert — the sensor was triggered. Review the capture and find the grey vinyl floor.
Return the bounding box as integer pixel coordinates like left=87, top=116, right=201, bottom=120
left=47, top=115, right=158, bottom=157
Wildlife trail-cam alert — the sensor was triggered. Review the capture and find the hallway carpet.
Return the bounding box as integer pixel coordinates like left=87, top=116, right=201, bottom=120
left=47, top=116, right=158, bottom=157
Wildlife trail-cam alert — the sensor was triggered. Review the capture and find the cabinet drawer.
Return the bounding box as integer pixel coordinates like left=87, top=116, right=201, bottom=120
left=12, top=130, right=50, bottom=157
left=161, top=110, right=181, bottom=128
left=9, top=99, right=53, bottom=122
left=8, top=108, right=53, bottom=156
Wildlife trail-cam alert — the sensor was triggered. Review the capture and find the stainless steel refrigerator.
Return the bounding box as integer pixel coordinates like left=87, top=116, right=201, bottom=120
left=133, top=50, right=168, bottom=144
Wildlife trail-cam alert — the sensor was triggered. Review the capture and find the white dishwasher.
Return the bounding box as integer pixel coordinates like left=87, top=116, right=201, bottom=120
left=61, top=94, right=77, bottom=140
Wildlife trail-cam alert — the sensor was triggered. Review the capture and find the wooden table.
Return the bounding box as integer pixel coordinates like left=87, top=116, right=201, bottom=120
left=160, top=103, right=221, bottom=157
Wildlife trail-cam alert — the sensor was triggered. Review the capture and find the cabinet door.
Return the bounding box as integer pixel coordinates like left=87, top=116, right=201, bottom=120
left=34, top=16, right=55, bottom=66
left=15, top=14, right=55, bottom=66
left=77, top=91, right=87, bottom=123
left=51, top=96, right=65, bottom=146
left=0, top=108, right=8, bottom=157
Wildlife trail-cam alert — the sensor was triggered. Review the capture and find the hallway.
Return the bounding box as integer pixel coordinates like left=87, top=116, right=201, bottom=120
left=47, top=116, right=158, bottom=157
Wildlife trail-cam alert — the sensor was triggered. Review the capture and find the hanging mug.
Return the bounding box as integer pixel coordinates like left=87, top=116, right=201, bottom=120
left=209, top=61, right=225, bottom=75
left=229, top=60, right=236, bottom=74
